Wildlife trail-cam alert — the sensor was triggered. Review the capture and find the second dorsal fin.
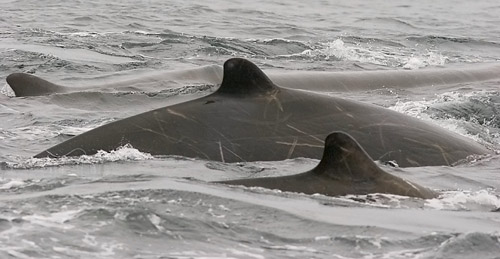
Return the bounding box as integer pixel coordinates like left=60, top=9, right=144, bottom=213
left=218, top=132, right=437, bottom=199
left=216, top=58, right=278, bottom=95
left=312, top=131, right=384, bottom=180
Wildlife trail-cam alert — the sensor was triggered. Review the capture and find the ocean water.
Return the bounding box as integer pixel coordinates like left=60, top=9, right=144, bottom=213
left=1, top=0, right=500, bottom=258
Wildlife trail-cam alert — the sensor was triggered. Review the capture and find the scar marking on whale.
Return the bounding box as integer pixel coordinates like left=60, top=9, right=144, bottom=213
left=263, top=90, right=283, bottom=120
left=221, top=145, right=245, bottom=162
left=286, top=137, right=298, bottom=159
left=166, top=108, right=191, bottom=120
left=432, top=144, right=451, bottom=165
left=133, top=124, right=177, bottom=143
left=276, top=141, right=323, bottom=148
left=286, top=124, right=324, bottom=143
left=218, top=141, right=225, bottom=163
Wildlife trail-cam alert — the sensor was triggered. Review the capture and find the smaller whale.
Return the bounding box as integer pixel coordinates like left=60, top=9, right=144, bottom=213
left=6, top=65, right=223, bottom=97
left=218, top=132, right=437, bottom=199
left=6, top=73, right=66, bottom=97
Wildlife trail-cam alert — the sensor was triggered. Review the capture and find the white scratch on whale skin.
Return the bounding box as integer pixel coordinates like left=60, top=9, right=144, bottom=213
left=276, top=141, right=323, bottom=148
left=286, top=124, right=324, bottom=143
left=222, top=145, right=246, bottom=162
left=218, top=141, right=225, bottom=163
left=166, top=108, right=190, bottom=120
left=286, top=137, right=298, bottom=159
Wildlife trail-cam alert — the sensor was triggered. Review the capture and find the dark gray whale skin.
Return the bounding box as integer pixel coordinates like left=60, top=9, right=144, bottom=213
left=6, top=72, right=65, bottom=97
left=34, top=58, right=491, bottom=167
left=219, top=132, right=437, bottom=199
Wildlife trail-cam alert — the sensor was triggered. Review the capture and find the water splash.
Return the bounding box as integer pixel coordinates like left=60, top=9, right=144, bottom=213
left=426, top=189, right=500, bottom=211
left=403, top=52, right=448, bottom=69
left=0, top=82, right=16, bottom=97
left=390, top=91, right=500, bottom=146
left=289, top=38, right=448, bottom=69
left=298, top=39, right=388, bottom=65
left=5, top=144, right=153, bottom=169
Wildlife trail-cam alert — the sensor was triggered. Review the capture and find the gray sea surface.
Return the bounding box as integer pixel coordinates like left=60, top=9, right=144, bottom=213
left=1, top=0, right=500, bottom=258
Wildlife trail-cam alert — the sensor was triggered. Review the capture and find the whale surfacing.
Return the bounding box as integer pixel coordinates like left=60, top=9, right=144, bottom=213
left=7, top=73, right=66, bottom=97
left=34, top=58, right=491, bottom=167
left=218, top=132, right=437, bottom=199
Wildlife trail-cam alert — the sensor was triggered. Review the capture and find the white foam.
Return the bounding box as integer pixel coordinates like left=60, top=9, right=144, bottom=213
left=218, top=204, right=231, bottom=211
left=389, top=91, right=492, bottom=144
left=22, top=209, right=81, bottom=229
left=287, top=39, right=448, bottom=69
left=0, top=179, right=26, bottom=190
left=403, top=52, right=448, bottom=69
left=0, top=82, right=15, bottom=97
left=265, top=245, right=318, bottom=253
left=297, top=39, right=388, bottom=65
left=5, top=144, right=153, bottom=169
left=148, top=213, right=165, bottom=232
left=426, top=189, right=500, bottom=211
left=314, top=236, right=331, bottom=241
left=226, top=248, right=265, bottom=259
left=82, top=233, right=98, bottom=247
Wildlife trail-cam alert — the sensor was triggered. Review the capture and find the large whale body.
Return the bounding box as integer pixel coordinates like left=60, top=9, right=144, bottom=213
left=34, top=58, right=491, bottom=167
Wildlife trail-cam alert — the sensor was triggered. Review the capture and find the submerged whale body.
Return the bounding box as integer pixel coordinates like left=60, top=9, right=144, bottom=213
left=7, top=62, right=500, bottom=97
left=219, top=132, right=437, bottom=199
left=34, top=58, right=491, bottom=167
left=6, top=65, right=224, bottom=97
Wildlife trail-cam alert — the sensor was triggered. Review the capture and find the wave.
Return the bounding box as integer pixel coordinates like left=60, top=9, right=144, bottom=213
left=426, top=190, right=500, bottom=211
left=427, top=92, right=500, bottom=128
left=407, top=35, right=500, bottom=47
left=7, top=27, right=496, bottom=78
left=390, top=90, right=500, bottom=148
left=277, top=38, right=448, bottom=69
left=1, top=186, right=498, bottom=258
left=431, top=233, right=500, bottom=258
left=353, top=17, right=420, bottom=30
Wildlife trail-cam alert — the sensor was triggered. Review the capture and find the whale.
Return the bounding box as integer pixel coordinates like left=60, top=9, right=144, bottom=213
left=218, top=132, right=437, bottom=199
left=6, top=62, right=500, bottom=97
left=34, top=58, right=492, bottom=167
left=6, top=65, right=224, bottom=97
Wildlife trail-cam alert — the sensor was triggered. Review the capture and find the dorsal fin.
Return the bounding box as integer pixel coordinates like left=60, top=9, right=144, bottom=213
left=312, top=132, right=383, bottom=180
left=6, top=73, right=65, bottom=97
left=216, top=58, right=278, bottom=95
left=217, top=131, right=437, bottom=199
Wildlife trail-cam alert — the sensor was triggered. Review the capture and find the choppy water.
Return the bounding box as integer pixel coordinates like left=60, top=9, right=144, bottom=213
left=1, top=0, right=500, bottom=258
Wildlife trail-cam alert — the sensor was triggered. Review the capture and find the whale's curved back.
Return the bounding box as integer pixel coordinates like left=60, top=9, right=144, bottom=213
left=269, top=63, right=500, bottom=91
left=33, top=58, right=492, bottom=167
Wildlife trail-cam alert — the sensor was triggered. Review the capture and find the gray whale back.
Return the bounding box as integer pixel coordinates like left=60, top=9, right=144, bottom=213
left=6, top=62, right=500, bottom=96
